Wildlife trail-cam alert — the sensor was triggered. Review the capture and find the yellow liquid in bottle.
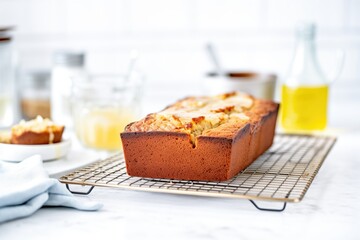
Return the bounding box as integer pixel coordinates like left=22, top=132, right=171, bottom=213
left=281, top=85, right=328, bottom=132
left=75, top=107, right=135, bottom=151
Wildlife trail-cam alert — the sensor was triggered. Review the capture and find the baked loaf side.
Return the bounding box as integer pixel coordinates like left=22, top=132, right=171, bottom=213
left=11, top=116, right=65, bottom=145
left=121, top=92, right=279, bottom=181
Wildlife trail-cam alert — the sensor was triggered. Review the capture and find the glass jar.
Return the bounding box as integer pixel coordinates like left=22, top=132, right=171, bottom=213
left=20, top=70, right=51, bottom=120
left=72, top=73, right=144, bottom=151
left=51, top=51, right=86, bottom=128
left=0, top=27, right=17, bottom=128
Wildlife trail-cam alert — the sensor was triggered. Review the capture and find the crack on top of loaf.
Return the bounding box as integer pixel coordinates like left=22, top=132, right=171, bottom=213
left=125, top=92, right=255, bottom=146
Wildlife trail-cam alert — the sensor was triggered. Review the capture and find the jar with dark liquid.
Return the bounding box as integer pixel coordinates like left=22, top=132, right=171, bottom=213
left=20, top=70, right=51, bottom=120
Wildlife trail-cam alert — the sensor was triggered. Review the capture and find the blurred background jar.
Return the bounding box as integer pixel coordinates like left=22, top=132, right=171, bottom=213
left=0, top=27, right=17, bottom=128
left=19, top=70, right=51, bottom=120
left=71, top=72, right=144, bottom=151
left=51, top=51, right=86, bottom=128
left=205, top=71, right=277, bottom=100
left=203, top=43, right=277, bottom=100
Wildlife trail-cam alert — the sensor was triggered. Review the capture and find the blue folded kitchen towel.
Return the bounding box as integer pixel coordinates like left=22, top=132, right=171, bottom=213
left=0, top=155, right=102, bottom=223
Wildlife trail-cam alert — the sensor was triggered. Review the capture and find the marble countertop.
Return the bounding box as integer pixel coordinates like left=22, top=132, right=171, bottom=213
left=1, top=92, right=360, bottom=240
left=1, top=132, right=359, bottom=240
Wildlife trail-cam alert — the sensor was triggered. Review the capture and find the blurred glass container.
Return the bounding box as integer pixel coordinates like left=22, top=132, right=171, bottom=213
left=20, top=70, right=51, bottom=120
left=0, top=27, right=17, bottom=128
left=51, top=51, right=86, bottom=128
left=72, top=73, right=144, bottom=151
left=280, top=23, right=337, bottom=132
left=205, top=71, right=277, bottom=100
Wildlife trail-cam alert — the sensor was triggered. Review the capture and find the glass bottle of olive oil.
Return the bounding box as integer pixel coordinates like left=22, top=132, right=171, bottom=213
left=281, top=23, right=329, bottom=132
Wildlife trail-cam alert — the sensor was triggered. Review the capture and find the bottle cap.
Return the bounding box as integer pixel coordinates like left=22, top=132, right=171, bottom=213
left=0, top=26, right=14, bottom=42
left=28, top=70, right=51, bottom=88
left=53, top=51, right=85, bottom=67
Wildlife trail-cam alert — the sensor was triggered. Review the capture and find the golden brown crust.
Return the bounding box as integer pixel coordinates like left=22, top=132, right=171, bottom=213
left=122, top=131, right=237, bottom=181
left=11, top=127, right=64, bottom=145
left=121, top=92, right=279, bottom=181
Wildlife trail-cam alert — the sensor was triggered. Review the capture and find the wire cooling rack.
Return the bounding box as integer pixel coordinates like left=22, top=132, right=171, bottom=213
left=60, top=134, right=336, bottom=211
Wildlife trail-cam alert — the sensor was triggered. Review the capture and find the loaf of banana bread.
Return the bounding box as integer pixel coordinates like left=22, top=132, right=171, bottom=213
left=121, top=92, right=279, bottom=181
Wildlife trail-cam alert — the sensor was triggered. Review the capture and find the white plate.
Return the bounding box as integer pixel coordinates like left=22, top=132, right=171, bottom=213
left=0, top=139, right=71, bottom=162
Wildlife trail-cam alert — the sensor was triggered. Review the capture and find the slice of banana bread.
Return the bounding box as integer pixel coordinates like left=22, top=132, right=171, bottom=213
left=11, top=116, right=65, bottom=145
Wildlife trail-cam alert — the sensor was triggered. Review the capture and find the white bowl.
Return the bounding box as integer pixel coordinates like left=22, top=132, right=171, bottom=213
left=0, top=139, right=71, bottom=162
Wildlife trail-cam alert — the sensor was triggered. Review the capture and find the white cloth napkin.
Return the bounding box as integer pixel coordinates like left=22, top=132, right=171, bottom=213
left=0, top=155, right=102, bottom=223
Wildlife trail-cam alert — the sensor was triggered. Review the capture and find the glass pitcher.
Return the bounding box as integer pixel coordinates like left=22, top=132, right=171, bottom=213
left=281, top=22, right=344, bottom=132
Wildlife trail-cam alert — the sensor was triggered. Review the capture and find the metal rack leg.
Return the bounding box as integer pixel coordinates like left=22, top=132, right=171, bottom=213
left=66, top=184, right=95, bottom=195
left=249, top=200, right=287, bottom=212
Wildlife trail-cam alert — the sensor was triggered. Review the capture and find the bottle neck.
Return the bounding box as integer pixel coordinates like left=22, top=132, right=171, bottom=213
left=293, top=37, right=318, bottom=67
left=286, top=36, right=326, bottom=86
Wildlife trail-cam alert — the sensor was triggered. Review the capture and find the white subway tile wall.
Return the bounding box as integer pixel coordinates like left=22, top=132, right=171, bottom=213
left=1, top=0, right=359, bottom=124
left=130, top=0, right=192, bottom=31
left=346, top=0, right=360, bottom=29
left=196, top=0, right=263, bottom=30
left=267, top=0, right=345, bottom=29
left=66, top=0, right=126, bottom=34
